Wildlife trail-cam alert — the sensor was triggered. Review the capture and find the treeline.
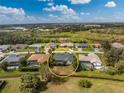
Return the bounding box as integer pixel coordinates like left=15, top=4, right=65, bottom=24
left=0, top=31, right=59, bottom=44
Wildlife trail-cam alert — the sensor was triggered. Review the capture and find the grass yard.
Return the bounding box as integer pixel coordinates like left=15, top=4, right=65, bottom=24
left=1, top=77, right=124, bottom=93
left=50, top=65, right=74, bottom=75
left=43, top=77, right=124, bottom=93
left=16, top=48, right=35, bottom=52
left=76, top=70, right=124, bottom=80
left=0, top=78, right=20, bottom=93
left=0, top=70, right=39, bottom=77
left=55, top=48, right=70, bottom=51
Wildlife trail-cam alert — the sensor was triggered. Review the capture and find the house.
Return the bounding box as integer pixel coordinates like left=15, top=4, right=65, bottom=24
left=27, top=54, right=49, bottom=66
left=2, top=54, right=23, bottom=69
left=79, top=53, right=102, bottom=69
left=29, top=44, right=44, bottom=53
left=53, top=53, right=73, bottom=65
left=60, top=43, right=74, bottom=48
left=79, top=54, right=93, bottom=69
left=92, top=43, right=102, bottom=48
left=47, top=43, right=57, bottom=48
left=0, top=45, right=10, bottom=52
left=88, top=53, right=102, bottom=69
left=77, top=43, right=89, bottom=48
left=111, top=43, right=124, bottom=49
left=11, top=44, right=28, bottom=50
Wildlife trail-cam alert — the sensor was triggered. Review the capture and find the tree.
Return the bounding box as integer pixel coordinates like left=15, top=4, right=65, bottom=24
left=19, top=57, right=27, bottom=67
left=79, top=79, right=92, bottom=88
left=40, top=63, right=51, bottom=82
left=0, top=62, right=8, bottom=71
left=115, top=60, right=124, bottom=74
left=20, top=74, right=47, bottom=93
left=106, top=48, right=123, bottom=66
left=102, top=41, right=111, bottom=50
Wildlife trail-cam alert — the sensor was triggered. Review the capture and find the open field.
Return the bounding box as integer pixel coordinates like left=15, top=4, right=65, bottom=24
left=1, top=77, right=124, bottom=93
left=1, top=27, right=124, bottom=45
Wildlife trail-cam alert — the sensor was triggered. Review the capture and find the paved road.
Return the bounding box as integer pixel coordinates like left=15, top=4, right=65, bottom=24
left=52, top=50, right=104, bottom=54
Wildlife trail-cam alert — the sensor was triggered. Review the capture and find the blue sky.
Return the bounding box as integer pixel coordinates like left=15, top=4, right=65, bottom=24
left=0, top=0, right=124, bottom=24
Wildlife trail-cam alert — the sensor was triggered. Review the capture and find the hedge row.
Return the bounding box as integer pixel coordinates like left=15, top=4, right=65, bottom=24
left=19, top=66, right=39, bottom=72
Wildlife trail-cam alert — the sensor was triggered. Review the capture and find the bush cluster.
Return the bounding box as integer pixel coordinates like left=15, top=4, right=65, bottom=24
left=19, top=66, right=39, bottom=72
left=79, top=80, right=92, bottom=88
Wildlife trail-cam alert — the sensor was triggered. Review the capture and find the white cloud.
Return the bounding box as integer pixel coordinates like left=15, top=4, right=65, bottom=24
left=48, top=2, right=54, bottom=6
left=49, top=14, right=58, bottom=18
left=0, top=6, right=25, bottom=16
left=105, top=1, right=117, bottom=8
left=0, top=6, right=48, bottom=24
left=69, top=0, right=91, bottom=4
left=81, top=12, right=90, bottom=15
left=43, top=5, right=76, bottom=15
left=43, top=5, right=80, bottom=22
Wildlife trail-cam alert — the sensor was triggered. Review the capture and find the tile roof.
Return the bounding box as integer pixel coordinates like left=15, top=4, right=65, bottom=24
left=27, top=54, right=49, bottom=64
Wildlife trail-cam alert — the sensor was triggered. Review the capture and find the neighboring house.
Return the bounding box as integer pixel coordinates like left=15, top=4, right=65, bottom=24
left=27, top=54, right=49, bottom=66
left=88, top=53, right=102, bottom=69
left=79, top=53, right=102, bottom=69
left=11, top=44, right=28, bottom=49
left=111, top=43, right=124, bottom=49
left=92, top=43, right=102, bottom=52
left=2, top=54, right=23, bottom=69
left=0, top=45, right=10, bottom=52
left=92, top=43, right=102, bottom=48
left=79, top=54, right=93, bottom=69
left=60, top=43, right=74, bottom=48
left=77, top=43, right=89, bottom=48
left=47, top=43, right=57, bottom=49
left=53, top=53, right=73, bottom=65
left=29, top=44, right=44, bottom=53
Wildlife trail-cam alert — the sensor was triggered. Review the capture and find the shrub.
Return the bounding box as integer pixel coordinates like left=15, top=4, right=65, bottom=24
left=115, top=60, right=124, bottom=74
left=19, top=66, right=39, bottom=72
left=79, top=80, right=92, bottom=88
left=106, top=67, right=117, bottom=75
left=51, top=76, right=67, bottom=84
left=20, top=74, right=47, bottom=93
left=0, top=62, right=8, bottom=71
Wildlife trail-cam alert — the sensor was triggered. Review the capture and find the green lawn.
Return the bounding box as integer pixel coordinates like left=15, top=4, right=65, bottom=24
left=55, top=48, right=70, bottom=51
left=0, top=70, right=39, bottom=77
left=42, top=77, right=124, bottom=93
left=0, top=78, right=20, bottom=93
left=1, top=77, right=124, bottom=93
left=76, top=70, right=124, bottom=80
left=16, top=49, right=35, bottom=52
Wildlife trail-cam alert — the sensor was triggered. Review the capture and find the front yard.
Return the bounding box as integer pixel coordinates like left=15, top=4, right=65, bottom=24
left=55, top=48, right=70, bottom=51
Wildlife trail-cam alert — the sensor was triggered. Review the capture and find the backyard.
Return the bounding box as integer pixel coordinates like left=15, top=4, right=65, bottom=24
left=1, top=77, right=124, bottom=93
